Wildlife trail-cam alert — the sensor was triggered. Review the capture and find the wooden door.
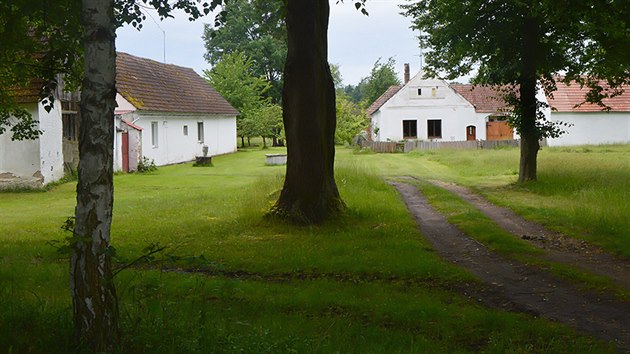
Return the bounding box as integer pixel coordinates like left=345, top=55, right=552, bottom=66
left=122, top=131, right=129, bottom=172
left=466, top=125, right=476, bottom=141
left=486, top=120, right=513, bottom=141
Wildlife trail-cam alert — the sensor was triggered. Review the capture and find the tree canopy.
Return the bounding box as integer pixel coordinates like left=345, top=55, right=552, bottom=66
left=402, top=0, right=630, bottom=181
left=0, top=0, right=82, bottom=140
left=343, top=57, right=401, bottom=106
left=202, top=0, right=286, bottom=102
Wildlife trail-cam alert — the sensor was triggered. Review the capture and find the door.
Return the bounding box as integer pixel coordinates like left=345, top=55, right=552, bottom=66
left=486, top=117, right=514, bottom=140
left=122, top=131, right=129, bottom=172
left=466, top=125, right=476, bottom=141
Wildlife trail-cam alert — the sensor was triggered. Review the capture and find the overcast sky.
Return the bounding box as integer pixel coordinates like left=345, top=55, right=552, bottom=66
left=116, top=0, right=423, bottom=86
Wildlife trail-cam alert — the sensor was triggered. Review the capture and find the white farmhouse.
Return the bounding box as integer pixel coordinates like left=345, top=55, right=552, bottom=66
left=1, top=52, right=238, bottom=188
left=114, top=52, right=238, bottom=170
left=369, top=65, right=516, bottom=142
left=368, top=64, right=556, bottom=143
left=545, top=81, right=630, bottom=146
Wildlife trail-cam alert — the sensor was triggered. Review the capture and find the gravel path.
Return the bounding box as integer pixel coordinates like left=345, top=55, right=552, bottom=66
left=390, top=179, right=630, bottom=351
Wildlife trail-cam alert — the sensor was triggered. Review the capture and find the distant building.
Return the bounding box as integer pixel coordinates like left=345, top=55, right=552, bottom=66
left=545, top=80, right=630, bottom=146
left=367, top=64, right=551, bottom=142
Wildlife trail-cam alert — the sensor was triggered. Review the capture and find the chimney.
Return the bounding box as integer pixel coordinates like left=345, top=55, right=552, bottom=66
left=404, top=63, right=410, bottom=84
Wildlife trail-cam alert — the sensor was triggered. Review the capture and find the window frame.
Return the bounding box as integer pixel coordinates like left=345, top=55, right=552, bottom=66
left=151, top=121, right=159, bottom=147
left=402, top=119, right=418, bottom=139
left=427, top=119, right=442, bottom=139
left=197, top=121, right=204, bottom=143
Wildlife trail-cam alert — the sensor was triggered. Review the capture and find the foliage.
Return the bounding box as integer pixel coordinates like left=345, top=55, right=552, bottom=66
left=202, top=0, right=286, bottom=102
left=204, top=51, right=271, bottom=114
left=0, top=0, right=82, bottom=140
left=330, top=63, right=344, bottom=90
left=204, top=51, right=272, bottom=144
left=137, top=157, right=157, bottom=173
left=251, top=104, right=283, bottom=148
left=335, top=94, right=368, bottom=145
left=342, top=57, right=401, bottom=105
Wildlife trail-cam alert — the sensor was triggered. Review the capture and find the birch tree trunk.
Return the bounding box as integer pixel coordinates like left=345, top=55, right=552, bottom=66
left=272, top=0, right=344, bottom=224
left=70, top=0, right=119, bottom=350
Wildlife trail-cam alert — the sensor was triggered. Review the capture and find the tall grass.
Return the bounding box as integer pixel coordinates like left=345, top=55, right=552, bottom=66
left=347, top=144, right=630, bottom=258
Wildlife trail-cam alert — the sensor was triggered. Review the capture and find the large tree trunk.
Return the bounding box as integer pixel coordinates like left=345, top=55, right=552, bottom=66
left=518, top=15, right=540, bottom=183
left=70, top=0, right=119, bottom=350
left=271, top=0, right=343, bottom=224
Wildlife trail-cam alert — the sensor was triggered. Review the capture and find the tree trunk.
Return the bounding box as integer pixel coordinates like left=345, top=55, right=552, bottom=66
left=262, top=136, right=267, bottom=148
left=518, top=15, right=540, bottom=183
left=70, top=0, right=119, bottom=350
left=271, top=0, right=343, bottom=224
left=247, top=136, right=251, bottom=146
left=272, top=135, right=278, bottom=147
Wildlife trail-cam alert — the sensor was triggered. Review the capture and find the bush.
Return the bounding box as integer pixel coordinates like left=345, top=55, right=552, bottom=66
left=137, top=157, right=157, bottom=173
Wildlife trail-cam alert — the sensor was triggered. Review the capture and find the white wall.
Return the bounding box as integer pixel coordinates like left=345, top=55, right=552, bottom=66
left=1, top=102, right=63, bottom=184
left=0, top=104, right=41, bottom=178
left=546, top=112, right=630, bottom=146
left=37, top=101, right=64, bottom=183
left=134, top=112, right=236, bottom=166
left=372, top=75, right=483, bottom=141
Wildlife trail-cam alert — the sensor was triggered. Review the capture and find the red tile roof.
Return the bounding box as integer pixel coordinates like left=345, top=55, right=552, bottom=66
left=451, top=84, right=510, bottom=113
left=116, top=52, right=238, bottom=115
left=547, top=81, right=630, bottom=112
left=367, top=85, right=401, bottom=116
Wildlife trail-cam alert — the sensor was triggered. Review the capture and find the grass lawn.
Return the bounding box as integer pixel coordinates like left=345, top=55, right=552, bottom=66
left=346, top=144, right=630, bottom=259
left=0, top=145, right=625, bottom=353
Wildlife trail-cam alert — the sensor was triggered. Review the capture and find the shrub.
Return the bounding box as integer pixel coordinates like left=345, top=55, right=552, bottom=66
left=137, top=157, right=157, bottom=173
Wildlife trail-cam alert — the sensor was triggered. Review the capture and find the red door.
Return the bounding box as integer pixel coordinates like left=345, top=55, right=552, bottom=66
left=122, top=131, right=129, bottom=172
left=466, top=125, right=476, bottom=141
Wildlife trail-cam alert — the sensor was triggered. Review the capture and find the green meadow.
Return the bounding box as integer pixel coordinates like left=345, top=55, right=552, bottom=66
left=1, top=144, right=627, bottom=353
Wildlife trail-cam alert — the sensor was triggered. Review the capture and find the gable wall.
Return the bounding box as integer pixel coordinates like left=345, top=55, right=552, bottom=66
left=373, top=76, right=483, bottom=141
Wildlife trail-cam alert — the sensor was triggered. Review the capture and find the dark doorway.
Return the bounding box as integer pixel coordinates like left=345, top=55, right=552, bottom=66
left=122, top=131, right=129, bottom=172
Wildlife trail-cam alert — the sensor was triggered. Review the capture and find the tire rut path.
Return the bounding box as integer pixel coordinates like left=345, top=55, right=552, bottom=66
left=426, top=178, right=630, bottom=289
left=390, top=180, right=629, bottom=351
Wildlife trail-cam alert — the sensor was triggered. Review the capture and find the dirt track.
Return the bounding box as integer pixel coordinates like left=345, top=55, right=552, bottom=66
left=390, top=179, right=630, bottom=351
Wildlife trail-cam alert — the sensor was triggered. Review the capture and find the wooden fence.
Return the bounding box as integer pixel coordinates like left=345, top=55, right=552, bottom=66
left=362, top=139, right=522, bottom=153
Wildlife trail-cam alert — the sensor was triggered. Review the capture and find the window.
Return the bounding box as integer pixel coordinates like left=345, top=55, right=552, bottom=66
left=417, top=88, right=422, bottom=96
left=183, top=125, right=188, bottom=136
left=62, top=114, right=78, bottom=141
left=61, top=100, right=79, bottom=141
left=402, top=120, right=417, bottom=139
left=197, top=121, right=204, bottom=142
left=151, top=121, right=158, bottom=147
left=427, top=119, right=442, bottom=139
left=431, top=87, right=437, bottom=97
